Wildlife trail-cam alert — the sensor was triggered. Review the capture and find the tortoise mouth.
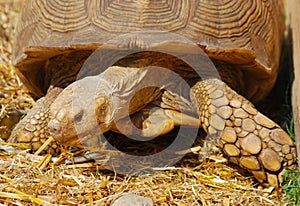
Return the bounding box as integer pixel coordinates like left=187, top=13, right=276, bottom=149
left=48, top=116, right=111, bottom=146
left=48, top=118, right=75, bottom=145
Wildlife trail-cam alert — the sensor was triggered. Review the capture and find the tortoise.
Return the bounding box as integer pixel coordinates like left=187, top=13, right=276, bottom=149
left=8, top=0, right=296, bottom=188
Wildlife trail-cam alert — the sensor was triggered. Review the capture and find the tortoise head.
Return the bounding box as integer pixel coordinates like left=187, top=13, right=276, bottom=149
left=48, top=76, right=114, bottom=146
left=48, top=65, right=163, bottom=146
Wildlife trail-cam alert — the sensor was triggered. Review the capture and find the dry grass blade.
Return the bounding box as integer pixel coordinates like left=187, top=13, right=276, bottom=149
left=35, top=154, right=52, bottom=170
left=0, top=173, right=12, bottom=183
left=0, top=141, right=30, bottom=149
left=0, top=191, right=47, bottom=205
left=34, top=136, right=54, bottom=155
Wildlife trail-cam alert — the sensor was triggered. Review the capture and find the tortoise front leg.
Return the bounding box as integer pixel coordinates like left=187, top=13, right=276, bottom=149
left=191, top=78, right=297, bottom=188
left=111, top=105, right=201, bottom=137
left=8, top=86, right=62, bottom=155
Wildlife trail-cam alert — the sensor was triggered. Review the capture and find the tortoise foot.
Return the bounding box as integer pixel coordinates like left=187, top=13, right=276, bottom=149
left=7, top=87, right=62, bottom=155
left=111, top=106, right=175, bottom=137
left=112, top=105, right=201, bottom=137
left=191, top=78, right=297, bottom=187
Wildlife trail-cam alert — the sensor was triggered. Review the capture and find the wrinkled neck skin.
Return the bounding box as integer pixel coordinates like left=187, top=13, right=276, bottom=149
left=48, top=66, right=161, bottom=146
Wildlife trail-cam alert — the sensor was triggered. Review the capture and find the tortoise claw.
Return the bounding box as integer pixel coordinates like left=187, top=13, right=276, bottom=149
left=191, top=78, right=297, bottom=187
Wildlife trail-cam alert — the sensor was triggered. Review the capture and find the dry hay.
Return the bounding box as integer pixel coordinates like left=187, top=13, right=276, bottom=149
left=0, top=0, right=34, bottom=141
left=0, top=1, right=292, bottom=205
left=0, top=148, right=283, bottom=206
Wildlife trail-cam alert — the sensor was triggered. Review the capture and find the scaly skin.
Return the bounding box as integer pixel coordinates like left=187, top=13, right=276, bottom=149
left=8, top=87, right=62, bottom=155
left=191, top=79, right=296, bottom=187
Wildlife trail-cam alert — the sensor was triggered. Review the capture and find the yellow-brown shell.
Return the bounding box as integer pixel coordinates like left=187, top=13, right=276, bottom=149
left=14, top=0, right=284, bottom=100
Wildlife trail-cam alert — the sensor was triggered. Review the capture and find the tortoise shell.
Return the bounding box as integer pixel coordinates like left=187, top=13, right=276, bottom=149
left=14, top=0, right=284, bottom=101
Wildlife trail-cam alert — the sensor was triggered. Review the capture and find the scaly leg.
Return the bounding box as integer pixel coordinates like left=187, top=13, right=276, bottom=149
left=8, top=87, right=62, bottom=155
left=191, top=78, right=296, bottom=187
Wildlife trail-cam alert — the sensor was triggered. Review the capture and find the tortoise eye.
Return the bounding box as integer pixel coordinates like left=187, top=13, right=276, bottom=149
left=74, top=110, right=83, bottom=123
